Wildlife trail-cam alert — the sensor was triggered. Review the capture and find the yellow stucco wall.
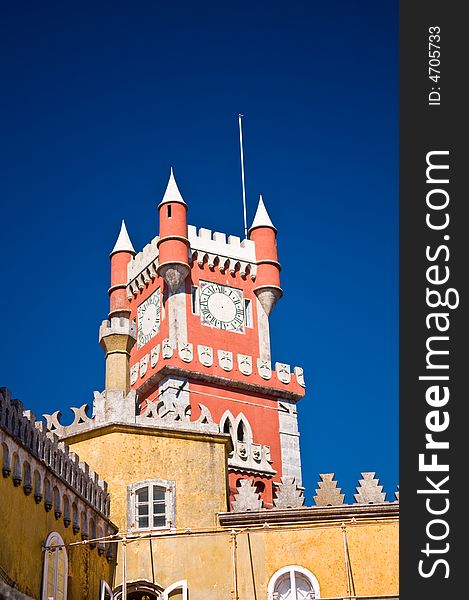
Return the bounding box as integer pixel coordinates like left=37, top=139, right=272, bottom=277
left=67, top=425, right=398, bottom=599
left=67, top=425, right=230, bottom=533
left=0, top=473, right=114, bottom=600
left=105, top=518, right=398, bottom=599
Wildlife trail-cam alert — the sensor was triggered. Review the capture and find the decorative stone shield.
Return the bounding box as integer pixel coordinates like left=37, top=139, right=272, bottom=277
left=198, top=345, right=213, bottom=367
left=150, top=344, right=160, bottom=368
left=130, top=364, right=139, bottom=385
left=139, top=354, right=149, bottom=378
left=178, top=342, right=193, bottom=363
left=218, top=350, right=233, bottom=372
left=162, top=338, right=173, bottom=359
left=237, top=354, right=252, bottom=376
left=237, top=441, right=248, bottom=460
left=263, top=445, right=272, bottom=463
left=294, top=366, right=305, bottom=387
left=257, top=359, right=272, bottom=380
left=251, top=443, right=262, bottom=463
left=275, top=362, right=291, bottom=384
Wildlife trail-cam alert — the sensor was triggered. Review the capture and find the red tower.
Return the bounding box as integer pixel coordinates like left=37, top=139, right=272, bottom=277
left=106, top=170, right=305, bottom=509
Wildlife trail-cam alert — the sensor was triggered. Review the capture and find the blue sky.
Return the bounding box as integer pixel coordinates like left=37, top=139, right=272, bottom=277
left=0, top=1, right=398, bottom=503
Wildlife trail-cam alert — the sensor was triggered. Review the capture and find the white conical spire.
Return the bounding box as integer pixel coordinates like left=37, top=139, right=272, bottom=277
left=159, top=167, right=186, bottom=206
left=249, top=195, right=276, bottom=232
left=111, top=220, right=135, bottom=255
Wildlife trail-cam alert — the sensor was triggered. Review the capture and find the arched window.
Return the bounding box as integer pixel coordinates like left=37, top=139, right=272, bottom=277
left=42, top=532, right=68, bottom=600
left=128, top=479, right=176, bottom=530
left=267, top=566, right=320, bottom=600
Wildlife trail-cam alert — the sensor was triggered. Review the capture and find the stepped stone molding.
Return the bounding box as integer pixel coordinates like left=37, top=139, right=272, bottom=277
left=273, top=476, right=305, bottom=509
left=188, top=225, right=257, bottom=278
left=126, top=236, right=159, bottom=298
left=1, top=388, right=111, bottom=521
left=313, top=473, right=345, bottom=506
left=232, top=479, right=263, bottom=512
left=354, top=472, right=387, bottom=504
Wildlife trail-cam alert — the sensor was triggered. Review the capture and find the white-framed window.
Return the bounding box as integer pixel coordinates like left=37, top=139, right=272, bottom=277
left=244, top=298, right=253, bottom=328
left=267, top=565, right=320, bottom=600
left=191, top=286, right=200, bottom=315
left=42, top=532, right=68, bottom=600
left=128, top=478, right=176, bottom=530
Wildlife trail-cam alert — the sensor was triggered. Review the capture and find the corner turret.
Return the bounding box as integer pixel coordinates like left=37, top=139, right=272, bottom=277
left=109, top=220, right=135, bottom=319
left=249, top=195, right=283, bottom=315
left=156, top=168, right=190, bottom=292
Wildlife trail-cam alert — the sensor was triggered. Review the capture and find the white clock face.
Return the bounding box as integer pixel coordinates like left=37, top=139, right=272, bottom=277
left=199, top=281, right=244, bottom=333
left=137, top=289, right=161, bottom=348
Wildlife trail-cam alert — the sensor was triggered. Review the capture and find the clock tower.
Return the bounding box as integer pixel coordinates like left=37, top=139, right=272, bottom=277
left=102, top=169, right=305, bottom=509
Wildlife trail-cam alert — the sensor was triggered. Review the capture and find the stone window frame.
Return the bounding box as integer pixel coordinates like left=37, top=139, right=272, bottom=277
left=267, top=565, right=320, bottom=600
left=127, top=478, right=176, bottom=531
left=42, top=531, right=68, bottom=600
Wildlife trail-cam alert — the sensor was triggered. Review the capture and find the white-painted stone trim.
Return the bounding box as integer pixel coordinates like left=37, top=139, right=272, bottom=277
left=188, top=225, right=257, bottom=278
left=197, top=345, right=213, bottom=367
left=275, top=362, right=291, bottom=385
left=126, top=235, right=159, bottom=297
left=277, top=400, right=302, bottom=487
left=111, top=220, right=135, bottom=255
left=256, top=296, right=271, bottom=362
left=267, top=565, right=320, bottom=600
left=127, top=477, right=176, bottom=530
left=257, top=358, right=272, bottom=380
left=218, top=350, right=233, bottom=372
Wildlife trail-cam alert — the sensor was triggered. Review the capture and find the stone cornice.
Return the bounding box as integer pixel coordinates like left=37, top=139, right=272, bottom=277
left=136, top=364, right=304, bottom=402
left=60, top=420, right=233, bottom=448
left=218, top=502, right=399, bottom=527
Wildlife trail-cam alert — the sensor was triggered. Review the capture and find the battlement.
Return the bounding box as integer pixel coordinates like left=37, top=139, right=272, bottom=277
left=229, top=472, right=399, bottom=515
left=0, top=387, right=110, bottom=518
left=99, top=317, right=137, bottom=341
left=188, top=225, right=257, bottom=277
left=126, top=235, right=160, bottom=297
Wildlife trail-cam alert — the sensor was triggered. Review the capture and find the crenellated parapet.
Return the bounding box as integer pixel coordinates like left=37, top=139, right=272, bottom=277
left=188, top=225, right=257, bottom=278
left=228, top=471, right=399, bottom=514
left=126, top=235, right=160, bottom=298
left=0, top=387, right=113, bottom=529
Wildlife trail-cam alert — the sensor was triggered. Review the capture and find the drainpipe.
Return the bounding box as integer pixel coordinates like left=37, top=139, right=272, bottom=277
left=341, top=523, right=352, bottom=598
left=122, top=536, right=127, bottom=600
left=231, top=529, right=239, bottom=600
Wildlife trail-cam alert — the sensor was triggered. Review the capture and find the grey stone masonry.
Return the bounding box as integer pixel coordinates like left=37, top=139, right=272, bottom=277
left=354, top=472, right=386, bottom=504
left=232, top=479, right=263, bottom=512
left=313, top=473, right=345, bottom=506
left=273, top=477, right=305, bottom=509
left=277, top=400, right=302, bottom=487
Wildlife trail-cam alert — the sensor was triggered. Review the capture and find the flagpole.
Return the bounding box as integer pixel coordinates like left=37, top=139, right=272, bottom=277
left=238, top=114, right=248, bottom=239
